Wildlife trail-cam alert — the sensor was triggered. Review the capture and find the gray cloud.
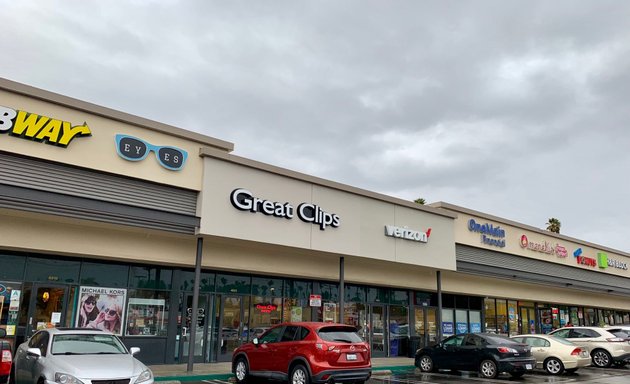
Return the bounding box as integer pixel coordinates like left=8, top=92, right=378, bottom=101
left=2, top=0, right=630, bottom=251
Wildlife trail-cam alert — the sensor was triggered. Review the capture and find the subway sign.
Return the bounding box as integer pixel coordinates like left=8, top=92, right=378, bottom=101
left=230, top=188, right=340, bottom=230
left=0, top=105, right=91, bottom=147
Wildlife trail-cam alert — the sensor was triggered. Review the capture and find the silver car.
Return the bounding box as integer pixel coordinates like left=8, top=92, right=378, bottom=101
left=13, top=328, right=153, bottom=384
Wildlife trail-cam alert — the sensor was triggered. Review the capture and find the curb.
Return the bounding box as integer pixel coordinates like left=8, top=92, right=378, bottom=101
left=154, top=366, right=416, bottom=382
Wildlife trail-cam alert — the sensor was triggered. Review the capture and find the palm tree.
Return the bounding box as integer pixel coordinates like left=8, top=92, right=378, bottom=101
left=546, top=218, right=561, bottom=234
left=414, top=198, right=426, bottom=205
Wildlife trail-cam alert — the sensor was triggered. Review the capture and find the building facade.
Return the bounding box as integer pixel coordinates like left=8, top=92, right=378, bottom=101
left=1, top=78, right=629, bottom=365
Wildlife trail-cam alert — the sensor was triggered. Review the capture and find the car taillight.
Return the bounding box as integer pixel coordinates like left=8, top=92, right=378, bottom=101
left=497, top=347, right=518, bottom=353
left=316, top=343, right=336, bottom=351
left=1, top=350, right=11, bottom=363
left=571, top=348, right=582, bottom=356
left=607, top=338, right=625, bottom=342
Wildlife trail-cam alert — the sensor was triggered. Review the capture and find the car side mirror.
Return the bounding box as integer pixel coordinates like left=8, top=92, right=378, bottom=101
left=27, top=348, right=42, bottom=357
left=129, top=347, right=141, bottom=355
left=253, top=338, right=259, bottom=346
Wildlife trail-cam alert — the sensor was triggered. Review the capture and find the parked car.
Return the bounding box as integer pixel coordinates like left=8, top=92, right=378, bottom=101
left=248, top=327, right=270, bottom=340
left=605, top=325, right=630, bottom=340
left=414, top=332, right=535, bottom=379
left=232, top=322, right=371, bottom=384
left=13, top=328, right=153, bottom=384
left=0, top=329, right=12, bottom=384
left=511, top=334, right=590, bottom=375
left=549, top=326, right=630, bottom=368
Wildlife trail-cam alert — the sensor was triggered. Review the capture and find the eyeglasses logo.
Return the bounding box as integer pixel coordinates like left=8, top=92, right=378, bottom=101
left=116, top=134, right=188, bottom=171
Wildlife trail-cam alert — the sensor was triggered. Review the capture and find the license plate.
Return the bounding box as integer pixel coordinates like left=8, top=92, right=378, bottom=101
left=525, top=364, right=532, bottom=370
left=347, top=353, right=357, bottom=361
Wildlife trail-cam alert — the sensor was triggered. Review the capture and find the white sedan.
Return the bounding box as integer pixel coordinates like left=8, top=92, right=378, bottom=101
left=511, top=334, right=590, bottom=375
left=13, top=328, right=153, bottom=384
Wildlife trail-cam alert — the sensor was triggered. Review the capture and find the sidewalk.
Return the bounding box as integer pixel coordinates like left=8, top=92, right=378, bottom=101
left=150, top=356, right=416, bottom=382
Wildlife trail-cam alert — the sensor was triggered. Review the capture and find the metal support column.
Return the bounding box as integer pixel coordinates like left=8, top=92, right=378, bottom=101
left=436, top=270, right=443, bottom=341
left=339, top=257, right=345, bottom=323
left=187, top=237, right=203, bottom=372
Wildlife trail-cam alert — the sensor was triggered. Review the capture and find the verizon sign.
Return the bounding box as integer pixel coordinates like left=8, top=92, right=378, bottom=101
left=384, top=225, right=432, bottom=243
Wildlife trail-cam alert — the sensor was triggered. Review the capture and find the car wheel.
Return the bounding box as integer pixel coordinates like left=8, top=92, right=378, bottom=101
left=234, top=357, right=250, bottom=384
left=592, top=349, right=613, bottom=368
left=290, top=364, right=310, bottom=384
left=479, top=359, right=498, bottom=379
left=544, top=357, right=564, bottom=375
left=417, top=355, right=435, bottom=372
left=510, top=372, right=525, bottom=378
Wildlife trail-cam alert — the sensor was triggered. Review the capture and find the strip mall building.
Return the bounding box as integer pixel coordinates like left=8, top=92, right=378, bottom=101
left=1, top=78, right=629, bottom=364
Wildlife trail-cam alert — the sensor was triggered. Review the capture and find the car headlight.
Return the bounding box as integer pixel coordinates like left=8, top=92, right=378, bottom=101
left=136, top=369, right=153, bottom=384
left=55, top=373, right=85, bottom=384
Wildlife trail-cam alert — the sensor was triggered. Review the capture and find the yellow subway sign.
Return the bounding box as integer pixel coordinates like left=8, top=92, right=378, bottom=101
left=0, top=105, right=91, bottom=147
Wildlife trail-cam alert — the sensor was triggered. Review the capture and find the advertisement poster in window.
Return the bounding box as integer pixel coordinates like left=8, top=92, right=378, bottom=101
left=75, top=286, right=127, bottom=336
left=126, top=298, right=165, bottom=336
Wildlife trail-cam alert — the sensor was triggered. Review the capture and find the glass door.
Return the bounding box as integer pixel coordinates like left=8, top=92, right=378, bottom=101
left=179, top=294, right=211, bottom=363
left=520, top=307, right=536, bottom=334
left=215, top=295, right=247, bottom=362
left=369, top=304, right=386, bottom=357
left=25, top=284, right=69, bottom=337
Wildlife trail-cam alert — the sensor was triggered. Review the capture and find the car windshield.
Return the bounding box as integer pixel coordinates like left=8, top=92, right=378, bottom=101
left=318, top=327, right=363, bottom=343
left=51, top=334, right=128, bottom=355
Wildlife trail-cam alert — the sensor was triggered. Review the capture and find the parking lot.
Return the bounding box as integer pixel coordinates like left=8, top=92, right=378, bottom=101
left=373, top=366, right=630, bottom=384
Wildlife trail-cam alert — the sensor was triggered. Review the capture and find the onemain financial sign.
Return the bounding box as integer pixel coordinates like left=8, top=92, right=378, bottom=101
left=230, top=188, right=340, bottom=230
left=468, top=219, right=506, bottom=248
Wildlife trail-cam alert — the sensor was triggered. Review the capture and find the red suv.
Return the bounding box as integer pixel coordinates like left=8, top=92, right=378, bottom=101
left=232, top=322, right=371, bottom=384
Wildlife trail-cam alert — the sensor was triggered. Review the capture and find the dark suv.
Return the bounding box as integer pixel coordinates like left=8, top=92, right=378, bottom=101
left=232, top=322, right=371, bottom=384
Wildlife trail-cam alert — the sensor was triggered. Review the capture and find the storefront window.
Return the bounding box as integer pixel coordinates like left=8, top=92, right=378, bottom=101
left=455, top=309, right=468, bottom=334
left=0, top=281, right=22, bottom=343
left=251, top=277, right=283, bottom=297
left=320, top=283, right=339, bottom=302
left=178, top=271, right=215, bottom=292
left=129, top=266, right=172, bottom=290
left=125, top=289, right=169, bottom=336
left=216, top=274, right=250, bottom=294
left=584, top=307, right=596, bottom=326
left=248, top=296, right=282, bottom=339
left=469, top=311, right=482, bottom=333
left=367, top=287, right=388, bottom=303
left=484, top=298, right=497, bottom=333
left=343, top=302, right=365, bottom=329
left=496, top=300, right=508, bottom=335
left=286, top=280, right=312, bottom=300
left=345, top=284, right=366, bottom=303
left=390, top=290, right=408, bottom=305
left=389, top=305, right=408, bottom=356
left=283, top=298, right=311, bottom=322
left=26, top=257, right=80, bottom=284
left=508, top=300, right=518, bottom=335
left=0, top=254, right=26, bottom=280
left=441, top=308, right=454, bottom=337
left=80, top=262, right=129, bottom=287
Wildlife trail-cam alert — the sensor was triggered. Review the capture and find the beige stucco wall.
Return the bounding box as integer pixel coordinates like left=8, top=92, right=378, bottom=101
left=203, top=238, right=440, bottom=291
left=199, top=158, right=457, bottom=271
left=0, top=85, right=229, bottom=191
left=0, top=209, right=197, bottom=266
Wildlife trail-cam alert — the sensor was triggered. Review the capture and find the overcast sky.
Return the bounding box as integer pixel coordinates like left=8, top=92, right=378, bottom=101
left=2, top=1, right=630, bottom=252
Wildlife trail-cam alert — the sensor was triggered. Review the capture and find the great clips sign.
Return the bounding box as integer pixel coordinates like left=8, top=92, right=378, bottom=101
left=230, top=188, right=340, bottom=230
left=1, top=105, right=91, bottom=147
